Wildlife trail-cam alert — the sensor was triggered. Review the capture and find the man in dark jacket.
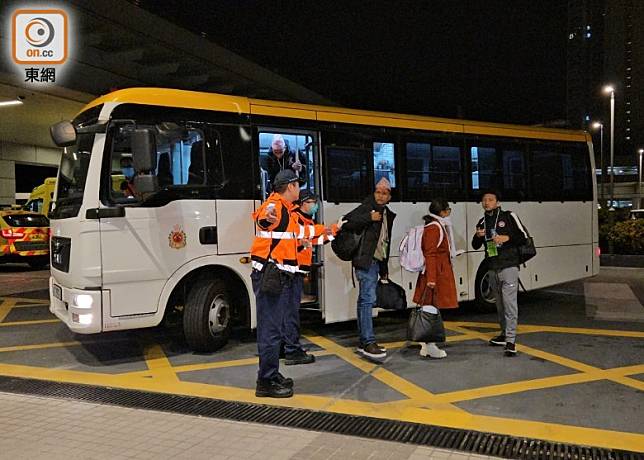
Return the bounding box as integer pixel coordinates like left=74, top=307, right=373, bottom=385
left=471, top=189, right=528, bottom=357
left=342, top=177, right=396, bottom=360
left=264, top=134, right=307, bottom=190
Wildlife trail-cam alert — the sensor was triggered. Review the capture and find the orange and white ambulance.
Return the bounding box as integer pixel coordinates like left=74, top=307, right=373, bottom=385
left=0, top=210, right=50, bottom=269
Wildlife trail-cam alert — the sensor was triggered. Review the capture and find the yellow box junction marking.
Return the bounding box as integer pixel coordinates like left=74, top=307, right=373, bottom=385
left=0, top=296, right=642, bottom=451
left=0, top=299, right=18, bottom=323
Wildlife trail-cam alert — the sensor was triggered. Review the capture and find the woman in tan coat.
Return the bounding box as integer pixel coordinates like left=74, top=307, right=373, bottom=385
left=413, top=198, right=459, bottom=358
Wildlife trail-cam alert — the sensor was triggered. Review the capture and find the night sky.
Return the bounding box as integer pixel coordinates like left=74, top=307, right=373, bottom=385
left=138, top=0, right=568, bottom=125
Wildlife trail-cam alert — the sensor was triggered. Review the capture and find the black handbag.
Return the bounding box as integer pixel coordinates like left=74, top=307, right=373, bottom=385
left=514, top=215, right=537, bottom=264
left=407, top=307, right=446, bottom=343
left=376, top=280, right=407, bottom=311
left=518, top=236, right=537, bottom=264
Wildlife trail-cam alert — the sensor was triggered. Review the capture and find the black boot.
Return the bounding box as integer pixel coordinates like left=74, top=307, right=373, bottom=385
left=255, top=378, right=294, bottom=398
left=284, top=349, right=316, bottom=365
left=275, top=372, right=294, bottom=388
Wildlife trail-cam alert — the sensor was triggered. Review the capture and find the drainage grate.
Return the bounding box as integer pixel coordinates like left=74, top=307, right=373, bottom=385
left=0, top=375, right=641, bottom=459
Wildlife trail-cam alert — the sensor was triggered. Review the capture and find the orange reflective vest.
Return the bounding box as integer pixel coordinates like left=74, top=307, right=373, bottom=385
left=250, top=193, right=323, bottom=274
left=293, top=209, right=336, bottom=273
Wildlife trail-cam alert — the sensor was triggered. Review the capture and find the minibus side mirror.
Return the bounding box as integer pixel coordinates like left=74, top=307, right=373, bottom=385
left=50, top=121, right=76, bottom=147
left=131, top=129, right=157, bottom=172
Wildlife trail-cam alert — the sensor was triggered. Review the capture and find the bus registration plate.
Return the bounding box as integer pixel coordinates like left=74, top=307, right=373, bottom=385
left=52, top=284, right=62, bottom=301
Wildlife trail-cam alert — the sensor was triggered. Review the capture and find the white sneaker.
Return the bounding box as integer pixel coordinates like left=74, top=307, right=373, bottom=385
left=419, top=343, right=447, bottom=359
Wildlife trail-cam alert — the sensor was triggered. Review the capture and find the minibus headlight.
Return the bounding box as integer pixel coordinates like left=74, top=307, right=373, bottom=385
left=73, top=294, right=93, bottom=309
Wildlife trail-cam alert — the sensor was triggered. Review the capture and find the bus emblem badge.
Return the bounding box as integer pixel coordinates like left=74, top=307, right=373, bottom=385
left=169, top=225, right=187, bottom=249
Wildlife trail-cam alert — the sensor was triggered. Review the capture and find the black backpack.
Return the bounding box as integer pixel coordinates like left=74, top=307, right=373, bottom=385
left=331, top=229, right=363, bottom=261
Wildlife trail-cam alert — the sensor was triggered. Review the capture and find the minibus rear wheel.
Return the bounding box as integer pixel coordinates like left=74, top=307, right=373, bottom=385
left=184, top=277, right=231, bottom=352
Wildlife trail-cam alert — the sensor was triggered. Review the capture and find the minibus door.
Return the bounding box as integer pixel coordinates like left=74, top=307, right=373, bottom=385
left=256, top=128, right=323, bottom=312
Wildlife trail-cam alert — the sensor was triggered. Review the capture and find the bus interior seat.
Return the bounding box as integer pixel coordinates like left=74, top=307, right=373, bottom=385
left=157, top=152, right=173, bottom=187
left=188, top=141, right=204, bottom=184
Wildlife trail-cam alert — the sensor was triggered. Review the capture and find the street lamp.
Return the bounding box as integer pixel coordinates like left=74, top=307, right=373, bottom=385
left=603, top=85, right=615, bottom=211
left=638, top=148, right=644, bottom=209
left=592, top=121, right=604, bottom=205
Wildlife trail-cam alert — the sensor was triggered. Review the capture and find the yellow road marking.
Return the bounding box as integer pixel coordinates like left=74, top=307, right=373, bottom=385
left=528, top=324, right=644, bottom=338
left=609, top=375, right=644, bottom=392
left=142, top=344, right=180, bottom=383
left=0, top=309, right=641, bottom=450
left=393, top=406, right=644, bottom=452
left=0, top=319, right=59, bottom=327
left=304, top=334, right=466, bottom=413
left=380, top=334, right=480, bottom=351
left=0, top=341, right=80, bottom=354
left=446, top=324, right=644, bottom=394
left=0, top=358, right=640, bottom=451
left=515, top=343, right=599, bottom=373
left=446, top=324, right=597, bottom=372
left=0, top=297, right=50, bottom=305
left=0, top=299, right=18, bottom=323
left=0, top=361, right=361, bottom=411
left=433, top=363, right=644, bottom=404
left=11, top=303, right=51, bottom=309
left=447, top=321, right=644, bottom=339
left=123, top=349, right=334, bottom=378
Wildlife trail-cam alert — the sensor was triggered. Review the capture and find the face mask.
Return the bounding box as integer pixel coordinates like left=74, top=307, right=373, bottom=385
left=304, top=203, right=319, bottom=216
left=122, top=167, right=134, bottom=180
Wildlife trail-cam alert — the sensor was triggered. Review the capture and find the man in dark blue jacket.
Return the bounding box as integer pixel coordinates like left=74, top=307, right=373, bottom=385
left=472, top=189, right=528, bottom=356
left=342, top=178, right=396, bottom=361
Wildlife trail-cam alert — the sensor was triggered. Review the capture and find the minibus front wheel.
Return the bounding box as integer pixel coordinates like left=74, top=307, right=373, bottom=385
left=183, top=277, right=231, bottom=352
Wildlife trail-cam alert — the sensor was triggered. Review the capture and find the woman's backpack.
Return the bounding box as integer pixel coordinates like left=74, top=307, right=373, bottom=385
left=399, top=225, right=426, bottom=272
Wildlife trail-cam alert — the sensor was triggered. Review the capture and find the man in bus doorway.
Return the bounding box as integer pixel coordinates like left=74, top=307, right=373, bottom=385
left=471, top=190, right=528, bottom=357
left=342, top=177, right=396, bottom=361
left=265, top=134, right=307, bottom=190
left=250, top=169, right=304, bottom=398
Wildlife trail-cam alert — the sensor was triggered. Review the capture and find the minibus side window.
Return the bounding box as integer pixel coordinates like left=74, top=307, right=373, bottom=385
left=106, top=123, right=206, bottom=206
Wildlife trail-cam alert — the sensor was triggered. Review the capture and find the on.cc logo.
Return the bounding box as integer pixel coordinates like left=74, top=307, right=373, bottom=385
left=25, top=17, right=56, bottom=48
left=12, top=9, right=68, bottom=64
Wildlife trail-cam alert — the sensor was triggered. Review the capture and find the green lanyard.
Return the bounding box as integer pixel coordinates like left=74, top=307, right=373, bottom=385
left=483, top=209, right=500, bottom=257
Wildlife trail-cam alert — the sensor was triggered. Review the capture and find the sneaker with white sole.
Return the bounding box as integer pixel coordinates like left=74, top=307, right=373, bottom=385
left=504, top=342, right=517, bottom=356
left=420, top=342, right=447, bottom=359
left=357, top=342, right=387, bottom=360
left=489, top=334, right=507, bottom=346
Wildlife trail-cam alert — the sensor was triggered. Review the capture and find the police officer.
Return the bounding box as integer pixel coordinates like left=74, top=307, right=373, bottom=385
left=471, top=189, right=528, bottom=356
left=250, top=170, right=303, bottom=398
left=283, top=190, right=337, bottom=365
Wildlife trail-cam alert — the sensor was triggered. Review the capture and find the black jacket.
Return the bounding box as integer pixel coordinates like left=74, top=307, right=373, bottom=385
left=264, top=149, right=307, bottom=190
left=343, top=195, right=396, bottom=276
left=471, top=208, right=528, bottom=270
